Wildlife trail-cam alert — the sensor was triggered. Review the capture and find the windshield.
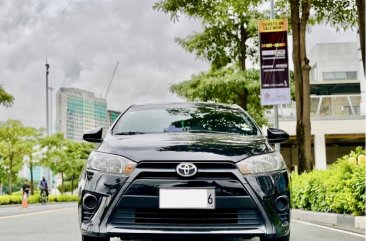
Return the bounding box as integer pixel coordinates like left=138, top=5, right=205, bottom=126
left=112, top=104, right=260, bottom=136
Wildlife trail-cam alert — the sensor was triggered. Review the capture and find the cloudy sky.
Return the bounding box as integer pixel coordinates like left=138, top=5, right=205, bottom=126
left=0, top=0, right=357, bottom=130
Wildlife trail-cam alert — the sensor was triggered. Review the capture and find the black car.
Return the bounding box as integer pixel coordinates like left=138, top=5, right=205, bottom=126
left=79, top=102, right=290, bottom=241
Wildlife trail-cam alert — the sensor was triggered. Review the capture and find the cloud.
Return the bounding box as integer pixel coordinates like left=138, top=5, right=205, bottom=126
left=0, top=0, right=208, bottom=129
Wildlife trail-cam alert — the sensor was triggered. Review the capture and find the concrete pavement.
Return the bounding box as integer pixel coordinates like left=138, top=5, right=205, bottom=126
left=0, top=203, right=364, bottom=241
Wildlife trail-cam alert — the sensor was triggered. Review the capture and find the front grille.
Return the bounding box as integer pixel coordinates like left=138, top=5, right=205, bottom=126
left=109, top=208, right=263, bottom=227
left=135, top=161, right=238, bottom=180
left=136, top=172, right=237, bottom=180
left=137, top=162, right=237, bottom=170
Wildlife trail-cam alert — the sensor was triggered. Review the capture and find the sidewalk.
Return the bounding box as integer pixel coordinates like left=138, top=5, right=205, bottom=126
left=292, top=209, right=366, bottom=234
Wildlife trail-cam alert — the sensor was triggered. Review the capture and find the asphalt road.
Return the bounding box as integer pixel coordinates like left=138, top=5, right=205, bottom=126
left=0, top=203, right=364, bottom=241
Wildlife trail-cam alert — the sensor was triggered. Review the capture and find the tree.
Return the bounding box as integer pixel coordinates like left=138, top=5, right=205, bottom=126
left=63, top=140, right=94, bottom=194
left=40, top=133, right=94, bottom=194
left=0, top=86, right=14, bottom=107
left=276, top=0, right=361, bottom=172
left=356, top=0, right=365, bottom=71
left=0, top=120, right=40, bottom=194
left=171, top=67, right=269, bottom=126
left=287, top=0, right=313, bottom=173
left=154, top=0, right=267, bottom=110
left=39, top=133, right=68, bottom=192
left=23, top=144, right=46, bottom=195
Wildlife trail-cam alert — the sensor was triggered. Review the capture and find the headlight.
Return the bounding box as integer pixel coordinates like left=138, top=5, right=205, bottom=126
left=236, top=152, right=286, bottom=175
left=86, top=152, right=136, bottom=175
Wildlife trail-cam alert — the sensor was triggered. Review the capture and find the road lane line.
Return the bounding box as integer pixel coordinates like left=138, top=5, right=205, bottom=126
left=0, top=207, right=75, bottom=220
left=293, top=219, right=365, bottom=238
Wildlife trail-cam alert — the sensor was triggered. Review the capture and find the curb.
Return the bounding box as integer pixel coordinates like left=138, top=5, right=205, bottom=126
left=291, top=209, right=366, bottom=234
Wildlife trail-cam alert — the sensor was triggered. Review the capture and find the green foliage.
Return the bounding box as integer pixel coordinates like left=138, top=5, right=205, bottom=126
left=291, top=147, right=366, bottom=216
left=49, top=194, right=78, bottom=202
left=171, top=67, right=269, bottom=126
left=40, top=133, right=94, bottom=193
left=1, top=177, right=27, bottom=195
left=57, top=181, right=73, bottom=193
left=0, top=120, right=42, bottom=194
left=0, top=86, right=14, bottom=107
left=0, top=194, right=78, bottom=205
left=276, top=0, right=357, bottom=31
left=154, top=0, right=266, bottom=70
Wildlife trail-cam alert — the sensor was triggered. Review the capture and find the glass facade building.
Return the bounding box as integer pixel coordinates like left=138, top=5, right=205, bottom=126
left=107, top=110, right=121, bottom=127
left=56, top=88, right=108, bottom=141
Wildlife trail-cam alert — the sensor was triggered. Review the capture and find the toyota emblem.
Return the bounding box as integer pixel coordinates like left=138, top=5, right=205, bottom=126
left=176, top=163, right=197, bottom=177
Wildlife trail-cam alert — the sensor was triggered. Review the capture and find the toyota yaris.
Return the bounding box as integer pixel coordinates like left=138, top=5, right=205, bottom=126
left=78, top=102, right=290, bottom=241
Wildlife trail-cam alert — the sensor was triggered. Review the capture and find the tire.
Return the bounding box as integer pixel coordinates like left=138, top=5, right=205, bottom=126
left=40, top=191, right=47, bottom=205
left=82, top=234, right=110, bottom=241
left=261, top=233, right=290, bottom=241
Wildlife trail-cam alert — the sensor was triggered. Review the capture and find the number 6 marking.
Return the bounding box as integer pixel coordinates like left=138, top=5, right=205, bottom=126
left=208, top=194, right=213, bottom=204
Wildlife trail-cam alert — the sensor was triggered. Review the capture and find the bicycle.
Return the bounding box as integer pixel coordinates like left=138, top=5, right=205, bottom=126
left=40, top=189, right=48, bottom=205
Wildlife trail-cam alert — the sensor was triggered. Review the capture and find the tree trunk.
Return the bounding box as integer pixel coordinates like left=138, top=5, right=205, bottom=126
left=71, top=174, right=74, bottom=195
left=290, top=0, right=313, bottom=173
left=61, top=172, right=64, bottom=194
left=239, top=25, right=247, bottom=71
left=30, top=161, right=34, bottom=195
left=356, top=0, right=365, bottom=73
left=239, top=88, right=249, bottom=110
left=239, top=24, right=249, bottom=111
left=8, top=154, right=13, bottom=195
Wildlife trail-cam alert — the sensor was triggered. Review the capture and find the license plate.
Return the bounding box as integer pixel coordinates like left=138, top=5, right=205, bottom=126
left=159, top=188, right=215, bottom=209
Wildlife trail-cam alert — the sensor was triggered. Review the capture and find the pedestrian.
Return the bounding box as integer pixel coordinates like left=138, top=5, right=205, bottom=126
left=22, top=179, right=30, bottom=198
left=22, top=179, right=30, bottom=208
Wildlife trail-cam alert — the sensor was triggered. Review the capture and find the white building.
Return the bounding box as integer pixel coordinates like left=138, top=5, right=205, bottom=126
left=56, top=88, right=109, bottom=141
left=273, top=42, right=365, bottom=170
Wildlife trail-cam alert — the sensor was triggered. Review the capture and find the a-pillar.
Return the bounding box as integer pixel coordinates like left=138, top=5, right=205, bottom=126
left=314, top=133, right=327, bottom=170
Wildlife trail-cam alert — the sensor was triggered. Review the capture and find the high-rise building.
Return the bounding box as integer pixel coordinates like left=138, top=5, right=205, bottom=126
left=56, top=87, right=108, bottom=141
left=107, top=110, right=121, bottom=127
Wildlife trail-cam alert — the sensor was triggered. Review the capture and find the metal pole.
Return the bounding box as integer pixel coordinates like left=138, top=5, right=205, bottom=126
left=49, top=87, right=53, bottom=134
left=45, top=60, right=50, bottom=136
left=270, top=0, right=280, bottom=152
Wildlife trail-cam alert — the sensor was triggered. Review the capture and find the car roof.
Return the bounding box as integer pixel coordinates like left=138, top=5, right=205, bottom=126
left=129, top=101, right=242, bottom=109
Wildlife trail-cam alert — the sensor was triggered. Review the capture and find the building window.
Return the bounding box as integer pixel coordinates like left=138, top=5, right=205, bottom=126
left=323, top=71, right=358, bottom=81
left=347, top=71, right=357, bottom=80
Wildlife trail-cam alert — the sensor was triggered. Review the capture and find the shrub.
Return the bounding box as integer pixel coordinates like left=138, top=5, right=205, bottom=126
left=291, top=147, right=366, bottom=216
left=0, top=194, right=78, bottom=205
left=49, top=194, right=78, bottom=202
left=57, top=181, right=73, bottom=193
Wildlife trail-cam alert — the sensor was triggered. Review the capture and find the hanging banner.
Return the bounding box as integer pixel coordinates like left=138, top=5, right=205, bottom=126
left=259, top=19, right=291, bottom=106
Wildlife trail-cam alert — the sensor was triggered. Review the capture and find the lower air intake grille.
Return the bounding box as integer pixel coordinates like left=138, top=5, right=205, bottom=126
left=109, top=208, right=263, bottom=226
left=136, top=209, right=237, bottom=224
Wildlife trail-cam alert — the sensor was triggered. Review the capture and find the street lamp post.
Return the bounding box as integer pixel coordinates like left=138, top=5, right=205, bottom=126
left=45, top=60, right=50, bottom=136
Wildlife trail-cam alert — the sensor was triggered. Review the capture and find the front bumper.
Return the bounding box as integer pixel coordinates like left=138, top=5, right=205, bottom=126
left=79, top=161, right=290, bottom=239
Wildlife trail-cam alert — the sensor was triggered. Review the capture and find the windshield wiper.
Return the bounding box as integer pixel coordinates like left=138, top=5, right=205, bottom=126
left=187, top=130, right=227, bottom=134
left=114, top=131, right=145, bottom=135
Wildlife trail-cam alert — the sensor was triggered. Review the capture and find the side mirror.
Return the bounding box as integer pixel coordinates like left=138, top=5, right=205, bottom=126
left=267, top=128, right=289, bottom=144
left=83, top=127, right=103, bottom=143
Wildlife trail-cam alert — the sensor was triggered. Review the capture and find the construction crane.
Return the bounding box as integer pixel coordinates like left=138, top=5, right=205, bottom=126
left=104, top=61, right=119, bottom=99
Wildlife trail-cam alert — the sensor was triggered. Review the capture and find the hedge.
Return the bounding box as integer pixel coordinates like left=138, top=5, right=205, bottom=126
left=0, top=194, right=78, bottom=205
left=291, top=147, right=366, bottom=216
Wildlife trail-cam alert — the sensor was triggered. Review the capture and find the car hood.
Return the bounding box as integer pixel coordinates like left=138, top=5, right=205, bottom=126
left=98, top=133, right=272, bottom=163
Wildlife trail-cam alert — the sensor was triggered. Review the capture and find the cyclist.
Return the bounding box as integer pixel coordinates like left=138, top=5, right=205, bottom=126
left=38, top=177, right=49, bottom=198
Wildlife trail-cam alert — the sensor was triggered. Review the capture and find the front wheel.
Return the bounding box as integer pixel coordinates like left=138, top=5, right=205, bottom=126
left=82, top=234, right=109, bottom=241
left=261, top=233, right=290, bottom=241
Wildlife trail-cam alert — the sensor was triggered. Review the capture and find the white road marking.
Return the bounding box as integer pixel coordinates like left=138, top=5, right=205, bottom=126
left=293, top=219, right=365, bottom=238
left=0, top=207, right=75, bottom=220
